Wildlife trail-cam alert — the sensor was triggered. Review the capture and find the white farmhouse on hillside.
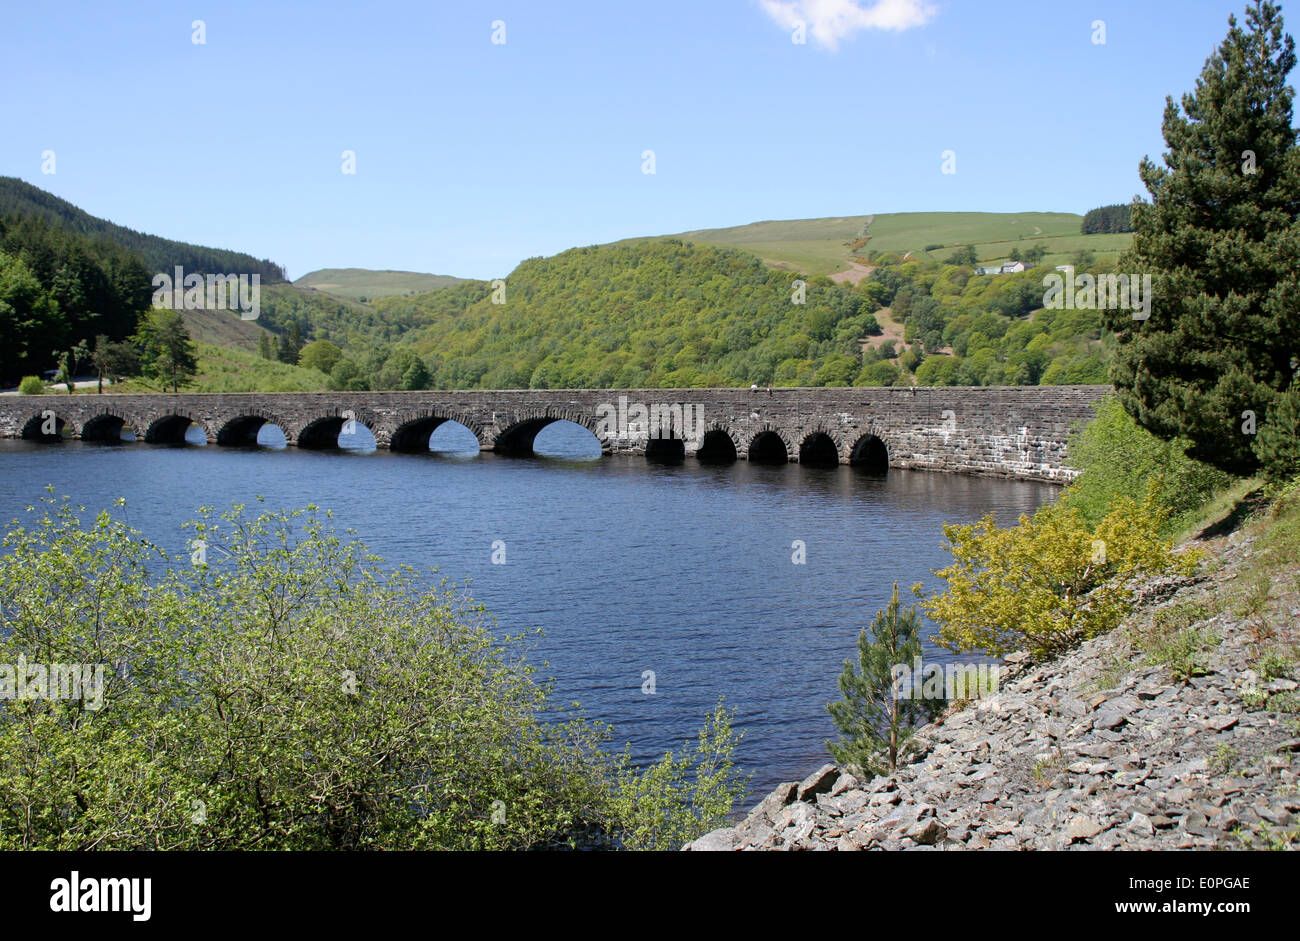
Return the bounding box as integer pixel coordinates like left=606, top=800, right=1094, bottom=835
left=975, top=260, right=1032, bottom=276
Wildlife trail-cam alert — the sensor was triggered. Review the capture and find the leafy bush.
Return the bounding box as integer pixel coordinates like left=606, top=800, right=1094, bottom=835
left=609, top=701, right=750, bottom=850
left=0, top=495, right=746, bottom=850
left=855, top=359, right=903, bottom=387
left=922, top=488, right=1198, bottom=657
left=1062, top=396, right=1234, bottom=533
left=17, top=375, right=44, bottom=395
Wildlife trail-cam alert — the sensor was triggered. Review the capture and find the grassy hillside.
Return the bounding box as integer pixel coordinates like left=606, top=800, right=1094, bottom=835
left=0, top=177, right=284, bottom=281
left=636, top=211, right=1131, bottom=278
left=296, top=268, right=466, bottom=302
left=114, top=341, right=329, bottom=394
left=179, top=308, right=274, bottom=354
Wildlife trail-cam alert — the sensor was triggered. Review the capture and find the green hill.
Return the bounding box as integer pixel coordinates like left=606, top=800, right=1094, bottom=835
left=296, top=268, right=466, bottom=302
left=358, top=237, right=1110, bottom=391
left=0, top=177, right=285, bottom=281
left=368, top=240, right=871, bottom=389
left=636, top=211, right=1131, bottom=278
left=1, top=179, right=1127, bottom=393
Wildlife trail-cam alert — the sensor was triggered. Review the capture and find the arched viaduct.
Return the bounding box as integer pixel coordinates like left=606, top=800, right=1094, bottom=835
left=0, top=385, right=1111, bottom=482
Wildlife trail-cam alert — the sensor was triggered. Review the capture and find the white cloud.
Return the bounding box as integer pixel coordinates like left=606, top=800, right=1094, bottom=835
left=758, top=0, right=937, bottom=50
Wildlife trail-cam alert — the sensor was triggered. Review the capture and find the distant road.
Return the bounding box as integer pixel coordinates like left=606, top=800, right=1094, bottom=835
left=0, top=379, right=110, bottom=396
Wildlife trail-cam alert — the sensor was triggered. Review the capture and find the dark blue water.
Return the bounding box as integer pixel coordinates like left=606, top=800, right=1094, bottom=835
left=0, top=421, right=1054, bottom=798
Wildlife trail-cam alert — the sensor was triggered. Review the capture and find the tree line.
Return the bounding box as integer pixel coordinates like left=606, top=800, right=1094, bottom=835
left=0, top=177, right=285, bottom=282
left=0, top=213, right=150, bottom=385
left=1080, top=203, right=1135, bottom=234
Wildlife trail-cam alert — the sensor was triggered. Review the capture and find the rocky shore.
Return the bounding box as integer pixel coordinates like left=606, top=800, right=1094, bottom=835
left=688, top=523, right=1300, bottom=850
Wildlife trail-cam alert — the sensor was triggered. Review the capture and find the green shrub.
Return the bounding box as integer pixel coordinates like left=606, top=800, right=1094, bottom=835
left=609, top=701, right=750, bottom=850
left=854, top=359, right=903, bottom=387
left=17, top=375, right=45, bottom=395
left=297, top=339, right=344, bottom=375
left=0, top=495, right=746, bottom=850
left=1062, top=396, right=1234, bottom=533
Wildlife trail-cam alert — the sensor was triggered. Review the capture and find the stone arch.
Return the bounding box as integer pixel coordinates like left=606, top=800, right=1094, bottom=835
left=640, top=408, right=696, bottom=464
left=80, top=411, right=142, bottom=443
left=849, top=428, right=891, bottom=473
left=492, top=407, right=602, bottom=457
left=20, top=411, right=67, bottom=442
left=797, top=428, right=845, bottom=467
left=645, top=435, right=686, bottom=463
left=216, top=410, right=291, bottom=447
left=295, top=409, right=382, bottom=450
left=746, top=426, right=793, bottom=464
left=387, top=408, right=486, bottom=453
left=144, top=411, right=211, bottom=444
left=695, top=425, right=739, bottom=464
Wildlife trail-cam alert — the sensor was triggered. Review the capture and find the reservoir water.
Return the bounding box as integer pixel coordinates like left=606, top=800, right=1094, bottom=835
left=0, top=421, right=1055, bottom=799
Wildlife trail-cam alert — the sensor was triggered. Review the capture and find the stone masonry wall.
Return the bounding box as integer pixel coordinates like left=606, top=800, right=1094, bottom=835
left=0, top=385, right=1111, bottom=482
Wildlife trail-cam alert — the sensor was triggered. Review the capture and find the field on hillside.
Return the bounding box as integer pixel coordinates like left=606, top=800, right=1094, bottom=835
left=113, top=342, right=329, bottom=394
left=637, top=211, right=1131, bottom=277
left=180, top=308, right=272, bottom=354
left=296, top=268, right=465, bottom=302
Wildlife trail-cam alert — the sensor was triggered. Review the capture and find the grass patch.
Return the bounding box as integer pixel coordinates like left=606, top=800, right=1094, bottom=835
left=1176, top=478, right=1266, bottom=544
left=1128, top=598, right=1219, bottom=683
left=1031, top=748, right=1067, bottom=786
left=1235, top=821, right=1300, bottom=850
left=1252, top=479, right=1300, bottom=577
left=1085, top=646, right=1136, bottom=695
left=1208, top=743, right=1238, bottom=775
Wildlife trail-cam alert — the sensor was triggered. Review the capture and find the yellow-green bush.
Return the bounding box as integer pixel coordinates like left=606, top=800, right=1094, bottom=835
left=923, top=487, right=1198, bottom=657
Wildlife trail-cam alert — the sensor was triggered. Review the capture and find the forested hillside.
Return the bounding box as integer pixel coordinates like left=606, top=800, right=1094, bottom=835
left=368, top=241, right=876, bottom=389
left=0, top=213, right=151, bottom=384
left=856, top=249, right=1109, bottom=387
left=0, top=177, right=285, bottom=281
left=347, top=239, right=1112, bottom=391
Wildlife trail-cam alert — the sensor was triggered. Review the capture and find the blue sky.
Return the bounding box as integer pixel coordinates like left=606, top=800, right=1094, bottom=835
left=0, top=1, right=1266, bottom=280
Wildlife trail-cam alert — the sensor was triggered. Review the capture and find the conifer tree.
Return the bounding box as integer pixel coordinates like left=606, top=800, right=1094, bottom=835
left=1106, top=1, right=1300, bottom=475
left=135, top=309, right=198, bottom=393
left=827, top=583, right=944, bottom=777
left=1254, top=381, right=1300, bottom=480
